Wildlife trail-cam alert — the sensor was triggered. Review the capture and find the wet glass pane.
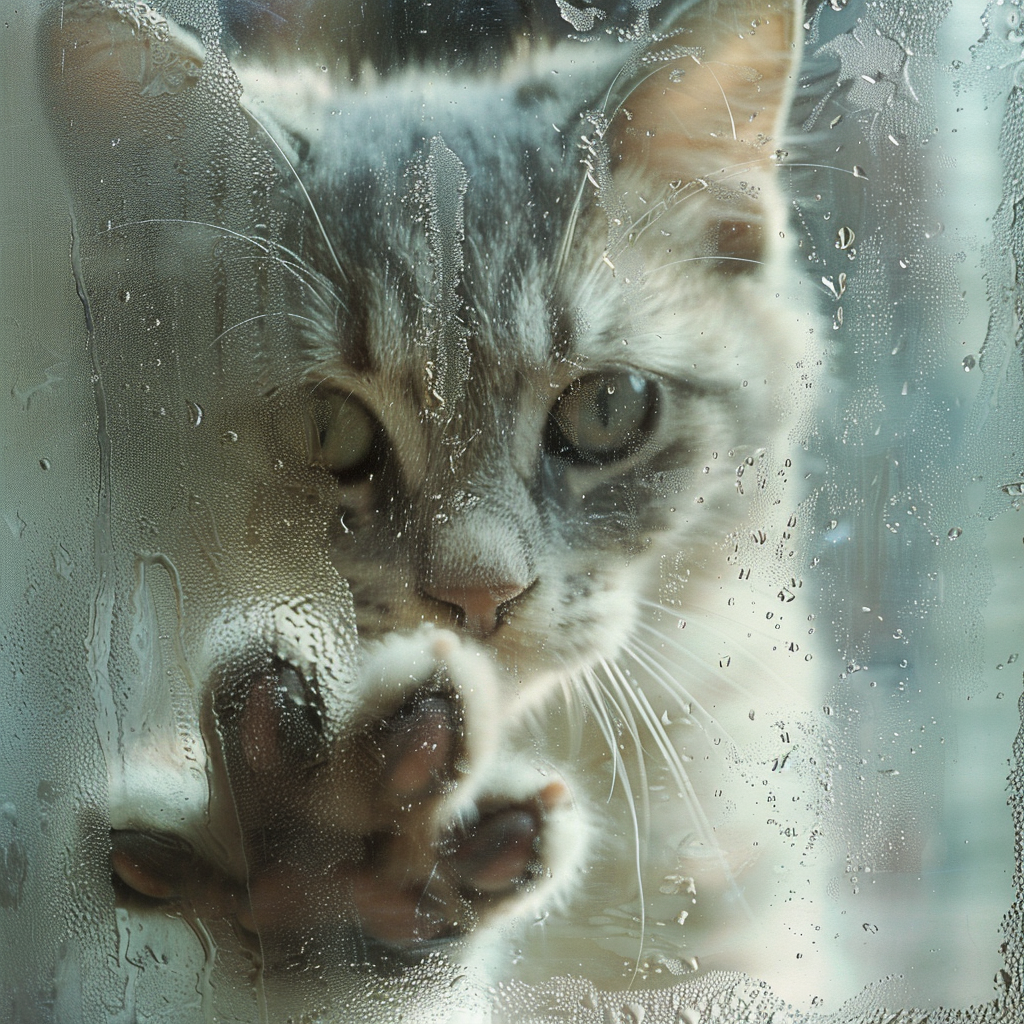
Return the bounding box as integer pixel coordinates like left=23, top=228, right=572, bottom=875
left=1, top=1, right=1020, bottom=1021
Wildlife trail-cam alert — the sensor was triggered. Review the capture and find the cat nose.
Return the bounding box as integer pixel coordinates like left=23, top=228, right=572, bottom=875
left=422, top=581, right=532, bottom=636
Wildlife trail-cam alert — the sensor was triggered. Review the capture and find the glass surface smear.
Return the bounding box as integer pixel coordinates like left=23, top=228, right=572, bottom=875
left=0, top=1, right=1020, bottom=1022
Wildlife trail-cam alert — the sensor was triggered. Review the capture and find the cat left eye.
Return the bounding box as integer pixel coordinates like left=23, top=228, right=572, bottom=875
left=546, top=371, right=658, bottom=466
left=308, top=392, right=383, bottom=480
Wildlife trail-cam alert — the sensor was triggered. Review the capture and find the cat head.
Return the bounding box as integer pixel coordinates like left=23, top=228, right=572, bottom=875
left=41, top=0, right=804, bottom=699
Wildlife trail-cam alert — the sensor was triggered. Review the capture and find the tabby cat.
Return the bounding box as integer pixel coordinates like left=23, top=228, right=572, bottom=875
left=38, top=0, right=817, bottom=1018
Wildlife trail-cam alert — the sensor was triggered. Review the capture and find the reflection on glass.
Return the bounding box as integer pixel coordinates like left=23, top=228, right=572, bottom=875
left=0, top=0, right=1019, bottom=1021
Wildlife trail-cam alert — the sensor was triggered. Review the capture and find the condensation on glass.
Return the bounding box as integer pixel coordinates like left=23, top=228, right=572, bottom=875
left=0, top=1, right=1020, bottom=1022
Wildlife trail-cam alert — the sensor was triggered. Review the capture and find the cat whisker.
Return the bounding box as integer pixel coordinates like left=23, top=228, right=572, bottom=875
left=107, top=216, right=277, bottom=251
left=597, top=659, right=652, bottom=829
left=619, top=637, right=706, bottom=710
left=106, top=217, right=345, bottom=315
left=209, top=311, right=320, bottom=349
left=635, top=598, right=804, bottom=694
left=784, top=161, right=871, bottom=178
left=413, top=860, right=443, bottom=922
left=626, top=618, right=757, bottom=700
left=587, top=663, right=648, bottom=985
left=609, top=49, right=740, bottom=143
left=552, top=173, right=589, bottom=287
left=216, top=253, right=340, bottom=316
left=579, top=666, right=623, bottom=803
left=242, top=105, right=350, bottom=290
left=600, top=657, right=753, bottom=925
left=571, top=257, right=612, bottom=316
left=694, top=58, right=737, bottom=141
left=657, top=254, right=766, bottom=271
left=556, top=670, right=589, bottom=763
left=605, top=661, right=720, bottom=851
left=624, top=634, right=744, bottom=743
left=637, top=594, right=779, bottom=644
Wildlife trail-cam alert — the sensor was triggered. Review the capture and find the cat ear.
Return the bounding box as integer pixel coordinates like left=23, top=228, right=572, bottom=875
left=607, top=0, right=800, bottom=272
left=39, top=0, right=207, bottom=129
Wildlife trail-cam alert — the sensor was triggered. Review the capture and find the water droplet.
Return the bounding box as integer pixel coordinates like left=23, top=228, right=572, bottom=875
left=836, top=226, right=855, bottom=250
left=947, top=527, right=962, bottom=540
left=220, top=430, right=239, bottom=445
left=620, top=1002, right=645, bottom=1023
left=675, top=909, right=689, bottom=926
left=852, top=165, right=867, bottom=178
left=0, top=837, right=27, bottom=909
left=39, top=458, right=50, bottom=471
left=862, top=922, right=879, bottom=933
left=821, top=274, right=847, bottom=299
left=677, top=619, right=686, bottom=630
left=117, top=288, right=131, bottom=303
left=962, top=355, right=976, bottom=371
left=187, top=400, right=204, bottom=427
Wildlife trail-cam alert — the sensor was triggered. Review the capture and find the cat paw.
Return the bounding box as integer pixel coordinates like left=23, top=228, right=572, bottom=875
left=110, top=627, right=582, bottom=956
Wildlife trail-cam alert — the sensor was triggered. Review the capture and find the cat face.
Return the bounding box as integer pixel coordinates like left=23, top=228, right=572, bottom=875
left=239, top=12, right=802, bottom=695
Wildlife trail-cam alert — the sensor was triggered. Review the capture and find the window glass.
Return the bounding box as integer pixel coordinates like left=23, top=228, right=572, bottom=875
left=0, top=1, right=1019, bottom=1021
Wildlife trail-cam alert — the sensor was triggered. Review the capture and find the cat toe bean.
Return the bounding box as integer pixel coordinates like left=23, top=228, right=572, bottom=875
left=110, top=829, right=195, bottom=901
left=449, top=805, right=542, bottom=894
left=373, top=688, right=462, bottom=800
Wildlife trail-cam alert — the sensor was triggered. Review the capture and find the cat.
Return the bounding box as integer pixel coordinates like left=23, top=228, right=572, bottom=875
left=35, top=0, right=818, bottom=1019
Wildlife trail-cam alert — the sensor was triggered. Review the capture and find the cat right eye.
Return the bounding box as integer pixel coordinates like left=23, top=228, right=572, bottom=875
left=308, top=392, right=383, bottom=480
